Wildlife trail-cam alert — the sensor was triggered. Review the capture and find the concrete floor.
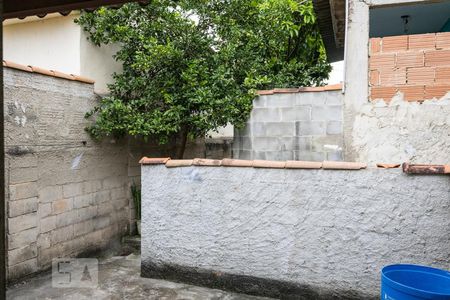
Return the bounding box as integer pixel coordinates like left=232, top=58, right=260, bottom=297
left=7, top=253, right=273, bottom=300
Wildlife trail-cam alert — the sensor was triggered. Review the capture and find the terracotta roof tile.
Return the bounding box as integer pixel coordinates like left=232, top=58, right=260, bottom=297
left=253, top=160, right=286, bottom=169
left=3, top=60, right=95, bottom=84
left=221, top=158, right=253, bottom=167
left=166, top=159, right=193, bottom=168
left=139, top=157, right=170, bottom=165
left=322, top=161, right=367, bottom=170
left=376, top=163, right=400, bottom=169
left=257, top=84, right=342, bottom=95
left=192, top=158, right=222, bottom=166
left=285, top=161, right=322, bottom=169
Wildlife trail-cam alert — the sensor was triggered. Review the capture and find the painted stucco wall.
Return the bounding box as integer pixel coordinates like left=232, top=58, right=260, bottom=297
left=233, top=90, right=344, bottom=161
left=141, top=164, right=450, bottom=299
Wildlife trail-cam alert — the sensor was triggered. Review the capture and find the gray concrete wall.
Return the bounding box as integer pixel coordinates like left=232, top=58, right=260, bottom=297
left=233, top=91, right=344, bottom=161
left=141, top=164, right=450, bottom=299
left=344, top=0, right=450, bottom=164
left=4, top=68, right=208, bottom=281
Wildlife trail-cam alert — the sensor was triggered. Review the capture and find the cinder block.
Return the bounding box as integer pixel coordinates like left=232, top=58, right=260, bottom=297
left=252, top=151, right=265, bottom=160
left=251, top=108, right=281, bottom=122
left=38, top=203, right=52, bottom=218
left=77, top=206, right=98, bottom=222
left=38, top=246, right=62, bottom=269
left=10, top=167, right=38, bottom=184
left=9, top=182, right=38, bottom=201
left=37, top=232, right=51, bottom=250
left=296, top=121, right=326, bottom=136
left=311, top=135, right=344, bottom=152
left=94, top=216, right=111, bottom=230
left=264, top=94, right=296, bottom=107
left=327, top=151, right=343, bottom=161
left=51, top=225, right=74, bottom=245
left=52, top=198, right=73, bottom=215
left=56, top=210, right=78, bottom=227
left=8, top=212, right=37, bottom=234
left=8, top=197, right=38, bottom=218
left=94, top=190, right=111, bottom=204
left=8, top=155, right=38, bottom=169
left=294, top=137, right=312, bottom=151
left=253, top=96, right=266, bottom=108
left=294, top=151, right=325, bottom=162
left=280, top=107, right=311, bottom=121
left=265, top=122, right=295, bottom=137
left=296, top=92, right=325, bottom=106
left=102, top=176, right=126, bottom=190
left=8, top=244, right=37, bottom=266
left=74, top=220, right=95, bottom=237
left=8, top=228, right=38, bottom=250
left=98, top=202, right=114, bottom=216
left=252, top=137, right=280, bottom=151
left=325, top=92, right=343, bottom=105
left=8, top=258, right=38, bottom=280
left=63, top=182, right=84, bottom=198
left=40, top=216, right=56, bottom=233
left=264, top=151, right=294, bottom=161
left=82, top=180, right=102, bottom=194
left=326, top=121, right=343, bottom=135
left=73, top=194, right=94, bottom=208
left=311, top=106, right=342, bottom=121
left=38, top=185, right=62, bottom=203
left=251, top=122, right=266, bottom=137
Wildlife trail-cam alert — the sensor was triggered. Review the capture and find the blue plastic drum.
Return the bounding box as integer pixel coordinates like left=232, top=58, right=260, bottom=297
left=381, top=264, right=450, bottom=300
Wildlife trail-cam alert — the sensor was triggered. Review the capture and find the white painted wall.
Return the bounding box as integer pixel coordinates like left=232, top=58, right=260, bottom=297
left=3, top=14, right=81, bottom=75
left=141, top=164, right=450, bottom=298
left=3, top=13, right=122, bottom=94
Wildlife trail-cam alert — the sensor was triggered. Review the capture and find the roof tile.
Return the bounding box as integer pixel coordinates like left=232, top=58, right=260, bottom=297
left=3, top=60, right=95, bottom=84
left=139, top=157, right=170, bottom=165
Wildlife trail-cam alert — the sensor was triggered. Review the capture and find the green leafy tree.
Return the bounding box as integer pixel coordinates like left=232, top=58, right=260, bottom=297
left=77, top=0, right=330, bottom=158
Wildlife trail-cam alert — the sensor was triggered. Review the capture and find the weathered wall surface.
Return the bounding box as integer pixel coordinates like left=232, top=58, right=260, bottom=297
left=343, top=0, right=450, bottom=163
left=352, top=97, right=450, bottom=165
left=233, top=90, right=344, bottom=161
left=4, top=68, right=131, bottom=280
left=4, top=68, right=208, bottom=281
left=141, top=165, right=450, bottom=299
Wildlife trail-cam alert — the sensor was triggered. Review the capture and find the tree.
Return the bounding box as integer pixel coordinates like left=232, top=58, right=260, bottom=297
left=76, top=0, right=331, bottom=158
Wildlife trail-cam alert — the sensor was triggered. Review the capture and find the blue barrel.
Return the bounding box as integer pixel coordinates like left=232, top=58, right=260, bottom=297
left=381, top=264, right=450, bottom=300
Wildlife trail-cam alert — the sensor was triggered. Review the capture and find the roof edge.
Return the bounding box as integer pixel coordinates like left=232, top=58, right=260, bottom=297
left=257, top=83, right=342, bottom=95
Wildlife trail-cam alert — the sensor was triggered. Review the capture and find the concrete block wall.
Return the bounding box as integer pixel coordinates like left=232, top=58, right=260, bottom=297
left=369, top=32, right=450, bottom=101
left=4, top=67, right=207, bottom=281
left=233, top=89, right=344, bottom=161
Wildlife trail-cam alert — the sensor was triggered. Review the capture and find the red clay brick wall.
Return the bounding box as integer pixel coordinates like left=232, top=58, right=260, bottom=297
left=369, top=32, right=450, bottom=102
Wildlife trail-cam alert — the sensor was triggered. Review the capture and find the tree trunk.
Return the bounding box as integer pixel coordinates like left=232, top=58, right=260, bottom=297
left=175, top=125, right=189, bottom=159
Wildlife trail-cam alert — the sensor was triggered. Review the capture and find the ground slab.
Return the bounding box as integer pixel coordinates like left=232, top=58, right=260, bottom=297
left=7, top=254, right=273, bottom=300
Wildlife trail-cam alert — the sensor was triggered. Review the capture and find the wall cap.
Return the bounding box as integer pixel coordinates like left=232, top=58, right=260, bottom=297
left=3, top=60, right=95, bottom=84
